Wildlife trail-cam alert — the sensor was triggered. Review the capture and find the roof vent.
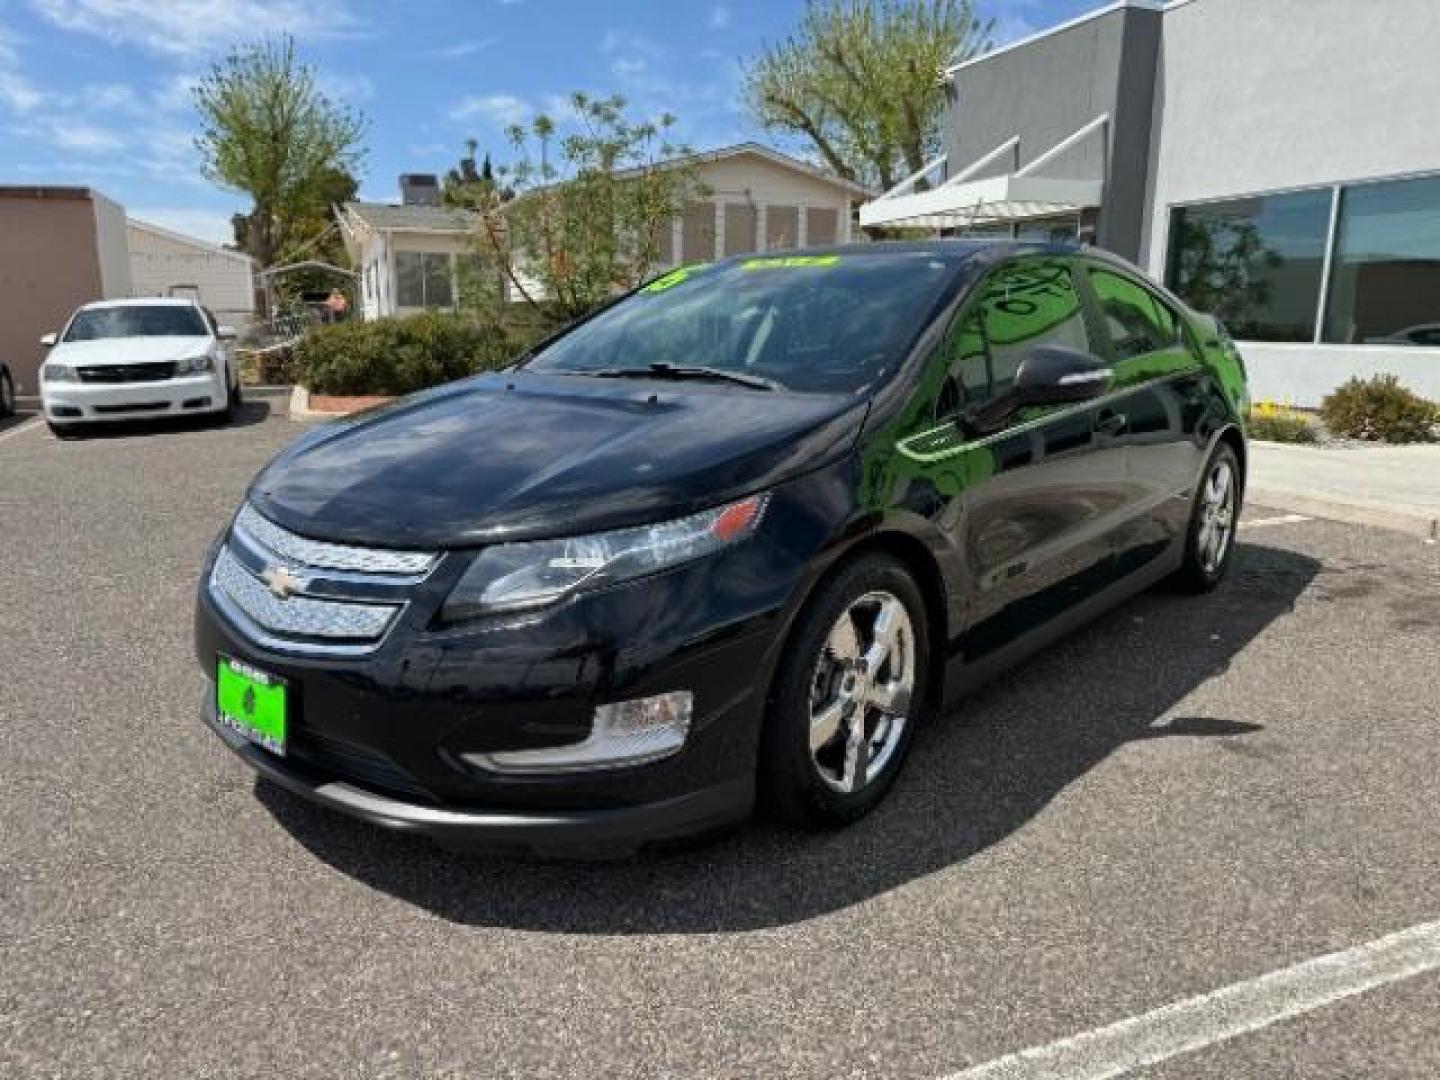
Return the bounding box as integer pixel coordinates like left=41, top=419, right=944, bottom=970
left=399, top=174, right=440, bottom=207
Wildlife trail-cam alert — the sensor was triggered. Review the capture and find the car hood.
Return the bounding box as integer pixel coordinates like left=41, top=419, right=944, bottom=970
left=48, top=337, right=213, bottom=366
left=249, top=372, right=868, bottom=548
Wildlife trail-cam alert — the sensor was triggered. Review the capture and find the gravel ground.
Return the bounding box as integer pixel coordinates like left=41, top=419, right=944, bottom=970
left=3, top=406, right=1439, bottom=1079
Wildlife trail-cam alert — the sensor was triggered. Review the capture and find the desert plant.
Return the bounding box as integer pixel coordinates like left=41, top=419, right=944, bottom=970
left=1247, top=400, right=1318, bottom=444
left=290, top=311, right=524, bottom=396
left=1319, top=375, right=1439, bottom=443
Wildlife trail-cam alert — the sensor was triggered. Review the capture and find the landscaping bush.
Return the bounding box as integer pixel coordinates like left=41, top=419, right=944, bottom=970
left=1319, top=374, right=1439, bottom=443
left=1247, top=400, right=1318, bottom=444
left=290, top=311, right=524, bottom=396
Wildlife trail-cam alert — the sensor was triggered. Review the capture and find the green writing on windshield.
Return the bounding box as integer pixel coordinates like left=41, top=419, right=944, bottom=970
left=641, top=266, right=700, bottom=293
left=741, top=255, right=840, bottom=270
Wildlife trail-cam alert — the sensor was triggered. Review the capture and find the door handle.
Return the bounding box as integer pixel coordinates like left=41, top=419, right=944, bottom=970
left=1096, top=411, right=1128, bottom=436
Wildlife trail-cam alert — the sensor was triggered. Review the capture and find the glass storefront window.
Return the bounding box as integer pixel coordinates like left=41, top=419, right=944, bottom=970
left=1324, top=175, right=1440, bottom=345
left=1166, top=190, right=1332, bottom=342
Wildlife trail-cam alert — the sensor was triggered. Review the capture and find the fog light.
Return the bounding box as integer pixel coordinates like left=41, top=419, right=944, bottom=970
left=465, top=691, right=693, bottom=774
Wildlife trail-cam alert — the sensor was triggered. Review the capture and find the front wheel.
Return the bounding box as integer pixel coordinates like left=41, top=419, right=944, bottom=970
left=1171, top=442, right=1241, bottom=593
left=0, top=368, right=13, bottom=417
left=224, top=366, right=242, bottom=421
left=760, top=554, right=929, bottom=829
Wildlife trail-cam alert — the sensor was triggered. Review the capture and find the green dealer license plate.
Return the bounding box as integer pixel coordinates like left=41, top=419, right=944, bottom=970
left=216, top=656, right=288, bottom=756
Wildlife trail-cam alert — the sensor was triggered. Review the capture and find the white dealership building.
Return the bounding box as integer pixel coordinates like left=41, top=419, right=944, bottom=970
left=862, top=0, right=1440, bottom=405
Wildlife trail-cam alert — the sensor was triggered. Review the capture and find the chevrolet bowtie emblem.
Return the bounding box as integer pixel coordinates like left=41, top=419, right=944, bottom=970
left=260, top=565, right=307, bottom=599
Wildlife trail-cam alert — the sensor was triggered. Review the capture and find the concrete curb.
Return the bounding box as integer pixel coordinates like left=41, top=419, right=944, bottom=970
left=1248, top=485, right=1439, bottom=542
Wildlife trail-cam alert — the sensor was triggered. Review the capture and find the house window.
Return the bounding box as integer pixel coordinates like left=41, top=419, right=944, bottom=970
left=724, top=204, right=758, bottom=257
left=682, top=202, right=716, bottom=262
left=1166, top=190, right=1331, bottom=342
left=805, top=207, right=838, bottom=246
left=766, top=206, right=799, bottom=251
left=1323, top=175, right=1440, bottom=345
left=396, top=251, right=454, bottom=308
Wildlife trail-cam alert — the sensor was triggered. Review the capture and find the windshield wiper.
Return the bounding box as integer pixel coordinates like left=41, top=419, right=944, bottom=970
left=585, top=362, right=783, bottom=392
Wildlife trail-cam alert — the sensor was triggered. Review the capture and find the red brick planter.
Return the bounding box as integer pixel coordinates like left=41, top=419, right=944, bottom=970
left=309, top=394, right=395, bottom=414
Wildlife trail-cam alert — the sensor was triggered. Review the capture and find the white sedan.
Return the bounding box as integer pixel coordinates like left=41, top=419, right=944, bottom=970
left=39, top=299, right=242, bottom=436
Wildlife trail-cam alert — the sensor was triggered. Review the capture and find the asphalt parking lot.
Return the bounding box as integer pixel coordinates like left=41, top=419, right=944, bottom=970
left=3, top=406, right=1440, bottom=1078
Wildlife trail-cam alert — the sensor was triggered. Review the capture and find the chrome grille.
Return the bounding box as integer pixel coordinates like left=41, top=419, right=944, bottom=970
left=210, top=547, right=399, bottom=642
left=234, top=504, right=436, bottom=576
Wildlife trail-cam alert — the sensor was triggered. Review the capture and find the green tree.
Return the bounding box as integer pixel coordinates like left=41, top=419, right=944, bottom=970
left=744, top=0, right=992, bottom=190
left=194, top=35, right=367, bottom=270
left=460, top=93, right=706, bottom=324
left=1171, top=218, right=1283, bottom=338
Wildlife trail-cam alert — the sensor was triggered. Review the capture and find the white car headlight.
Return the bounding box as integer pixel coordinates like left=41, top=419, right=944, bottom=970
left=175, top=355, right=214, bottom=374
left=43, top=363, right=77, bottom=383
left=441, top=493, right=769, bottom=621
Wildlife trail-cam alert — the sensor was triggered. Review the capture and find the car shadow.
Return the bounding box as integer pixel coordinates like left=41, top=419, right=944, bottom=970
left=52, top=400, right=272, bottom=438
left=0, top=409, right=37, bottom=435
left=257, top=541, right=1320, bottom=933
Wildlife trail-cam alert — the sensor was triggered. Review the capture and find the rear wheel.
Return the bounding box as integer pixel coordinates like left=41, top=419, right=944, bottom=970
left=0, top=368, right=13, bottom=417
left=1171, top=442, right=1241, bottom=593
left=760, top=554, right=929, bottom=828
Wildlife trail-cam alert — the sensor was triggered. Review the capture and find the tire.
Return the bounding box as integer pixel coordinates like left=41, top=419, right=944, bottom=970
left=224, top=366, right=242, bottom=421
left=0, top=368, right=13, bottom=418
left=1171, top=441, right=1241, bottom=593
left=759, top=553, right=930, bottom=829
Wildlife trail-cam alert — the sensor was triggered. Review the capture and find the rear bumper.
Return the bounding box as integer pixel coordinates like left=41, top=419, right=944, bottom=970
left=43, top=372, right=226, bottom=421
left=201, top=694, right=753, bottom=855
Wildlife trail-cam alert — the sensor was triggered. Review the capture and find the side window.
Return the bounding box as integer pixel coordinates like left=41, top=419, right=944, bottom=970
left=933, top=258, right=1090, bottom=419
left=1087, top=268, right=1183, bottom=360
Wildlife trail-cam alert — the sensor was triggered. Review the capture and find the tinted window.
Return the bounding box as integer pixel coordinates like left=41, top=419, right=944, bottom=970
left=524, top=252, right=963, bottom=394
left=1088, top=269, right=1181, bottom=359
left=64, top=305, right=208, bottom=341
left=1166, top=190, right=1331, bottom=341
left=935, top=259, right=1090, bottom=416
left=1323, top=175, right=1440, bottom=345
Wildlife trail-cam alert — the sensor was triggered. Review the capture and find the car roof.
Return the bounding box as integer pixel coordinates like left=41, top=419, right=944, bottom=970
left=76, top=298, right=203, bottom=311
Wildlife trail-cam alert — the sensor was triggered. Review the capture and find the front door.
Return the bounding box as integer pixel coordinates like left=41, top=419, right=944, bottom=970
left=898, top=256, right=1130, bottom=661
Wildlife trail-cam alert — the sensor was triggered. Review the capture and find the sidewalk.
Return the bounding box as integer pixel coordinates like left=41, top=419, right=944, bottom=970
left=1248, top=441, right=1440, bottom=541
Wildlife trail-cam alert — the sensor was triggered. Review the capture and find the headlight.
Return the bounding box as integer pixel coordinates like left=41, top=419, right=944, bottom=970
left=175, top=355, right=214, bottom=374
left=441, top=493, right=769, bottom=621
left=42, top=363, right=76, bottom=383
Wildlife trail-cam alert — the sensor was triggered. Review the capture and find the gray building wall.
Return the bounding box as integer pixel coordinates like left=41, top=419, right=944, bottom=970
left=945, top=4, right=1161, bottom=259
left=1144, top=0, right=1440, bottom=404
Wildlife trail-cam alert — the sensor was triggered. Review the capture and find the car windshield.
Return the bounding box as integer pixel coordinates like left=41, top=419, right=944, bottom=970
left=522, top=251, right=963, bottom=394
left=63, top=305, right=208, bottom=341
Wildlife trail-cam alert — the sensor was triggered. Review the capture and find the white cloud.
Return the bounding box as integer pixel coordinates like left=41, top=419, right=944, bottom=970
left=26, top=0, right=361, bottom=58
left=48, top=120, right=125, bottom=152
left=709, top=5, right=732, bottom=30
left=318, top=71, right=374, bottom=104
left=0, top=24, right=45, bottom=113
left=433, top=37, right=498, bottom=60
left=129, top=207, right=237, bottom=245
left=449, top=92, right=530, bottom=127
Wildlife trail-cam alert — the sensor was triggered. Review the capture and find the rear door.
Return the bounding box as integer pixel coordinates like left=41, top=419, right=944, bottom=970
left=1078, top=264, right=1210, bottom=574
left=902, top=255, right=1130, bottom=660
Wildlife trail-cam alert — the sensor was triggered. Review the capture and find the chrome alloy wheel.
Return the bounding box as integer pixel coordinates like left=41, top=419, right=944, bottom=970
left=1197, top=458, right=1236, bottom=573
left=808, top=591, right=916, bottom=794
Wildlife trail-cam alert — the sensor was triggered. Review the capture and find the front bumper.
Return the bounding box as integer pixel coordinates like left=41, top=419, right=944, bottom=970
left=44, top=371, right=225, bottom=422
left=201, top=693, right=753, bottom=854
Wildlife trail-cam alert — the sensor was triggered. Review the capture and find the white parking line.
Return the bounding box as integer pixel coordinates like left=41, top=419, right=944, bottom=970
left=942, top=919, right=1440, bottom=1080
left=0, top=417, right=40, bottom=445
left=1242, top=513, right=1311, bottom=529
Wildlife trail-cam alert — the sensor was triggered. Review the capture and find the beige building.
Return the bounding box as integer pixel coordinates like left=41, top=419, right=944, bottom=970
left=127, top=218, right=256, bottom=328
left=339, top=144, right=872, bottom=320
left=0, top=186, right=131, bottom=396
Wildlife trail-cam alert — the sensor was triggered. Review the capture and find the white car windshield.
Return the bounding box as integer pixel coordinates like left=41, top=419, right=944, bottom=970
left=64, top=306, right=208, bottom=341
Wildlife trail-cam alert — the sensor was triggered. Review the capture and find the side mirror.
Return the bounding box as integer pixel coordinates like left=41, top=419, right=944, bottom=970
left=216, top=326, right=238, bottom=340
left=962, top=345, right=1112, bottom=435
left=1013, top=344, right=1112, bottom=407
left=40, top=332, right=57, bottom=347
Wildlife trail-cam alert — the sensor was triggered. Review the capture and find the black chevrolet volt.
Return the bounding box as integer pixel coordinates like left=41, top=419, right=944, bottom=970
left=196, top=242, right=1248, bottom=853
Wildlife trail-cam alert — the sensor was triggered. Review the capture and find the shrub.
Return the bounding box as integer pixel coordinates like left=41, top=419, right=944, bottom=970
left=1247, top=400, right=1318, bottom=444
left=290, top=311, right=523, bottom=396
left=1319, top=375, right=1439, bottom=444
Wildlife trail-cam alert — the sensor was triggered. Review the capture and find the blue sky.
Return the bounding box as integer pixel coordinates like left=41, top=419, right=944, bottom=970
left=0, top=0, right=1096, bottom=245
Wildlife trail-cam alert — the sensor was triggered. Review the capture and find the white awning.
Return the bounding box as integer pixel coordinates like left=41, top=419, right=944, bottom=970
left=859, top=115, right=1109, bottom=231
